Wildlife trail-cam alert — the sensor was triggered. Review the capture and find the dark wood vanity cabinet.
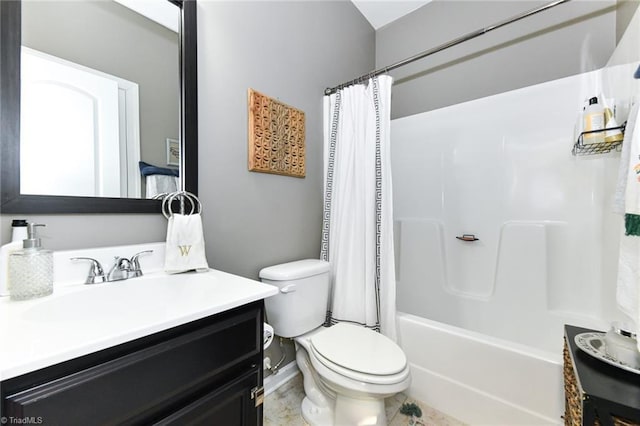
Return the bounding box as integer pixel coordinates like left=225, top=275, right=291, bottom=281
left=1, top=302, right=265, bottom=426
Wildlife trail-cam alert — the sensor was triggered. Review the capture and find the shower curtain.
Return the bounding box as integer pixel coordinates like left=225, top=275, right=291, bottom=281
left=321, top=76, right=397, bottom=341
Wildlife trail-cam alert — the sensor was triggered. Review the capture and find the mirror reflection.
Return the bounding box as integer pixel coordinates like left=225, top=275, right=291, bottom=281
left=20, top=0, right=180, bottom=199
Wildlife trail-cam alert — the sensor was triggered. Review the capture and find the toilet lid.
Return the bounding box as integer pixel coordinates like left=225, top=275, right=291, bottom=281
left=310, top=323, right=407, bottom=376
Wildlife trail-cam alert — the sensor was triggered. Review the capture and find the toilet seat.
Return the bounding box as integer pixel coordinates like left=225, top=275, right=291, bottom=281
left=308, top=323, right=409, bottom=386
left=309, top=344, right=410, bottom=386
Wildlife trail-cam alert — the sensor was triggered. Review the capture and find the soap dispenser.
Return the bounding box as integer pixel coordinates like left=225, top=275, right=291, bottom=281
left=0, top=219, right=29, bottom=296
left=8, top=223, right=53, bottom=301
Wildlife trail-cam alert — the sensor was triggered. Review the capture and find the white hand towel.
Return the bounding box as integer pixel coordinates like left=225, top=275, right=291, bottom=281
left=614, top=102, right=640, bottom=347
left=146, top=175, right=179, bottom=199
left=164, top=213, right=209, bottom=274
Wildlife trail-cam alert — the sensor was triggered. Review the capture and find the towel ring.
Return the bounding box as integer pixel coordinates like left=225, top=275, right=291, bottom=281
left=162, top=191, right=203, bottom=219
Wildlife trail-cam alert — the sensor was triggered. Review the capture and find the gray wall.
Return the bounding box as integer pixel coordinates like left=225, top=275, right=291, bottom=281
left=22, top=0, right=180, bottom=190
left=197, top=1, right=374, bottom=280
left=197, top=0, right=373, bottom=377
left=2, top=0, right=373, bottom=257
left=617, top=0, right=640, bottom=42
left=376, top=0, right=618, bottom=119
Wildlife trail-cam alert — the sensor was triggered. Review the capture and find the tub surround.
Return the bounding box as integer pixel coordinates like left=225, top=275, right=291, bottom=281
left=392, top=66, right=618, bottom=354
left=391, top=60, right=640, bottom=423
left=0, top=243, right=278, bottom=381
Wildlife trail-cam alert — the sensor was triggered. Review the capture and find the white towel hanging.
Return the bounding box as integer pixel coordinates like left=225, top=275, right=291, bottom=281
left=162, top=191, right=209, bottom=274
left=614, top=103, right=640, bottom=343
left=146, top=175, right=179, bottom=199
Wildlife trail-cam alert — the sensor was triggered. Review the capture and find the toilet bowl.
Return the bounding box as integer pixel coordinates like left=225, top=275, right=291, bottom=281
left=260, top=259, right=410, bottom=426
left=297, top=323, right=411, bottom=425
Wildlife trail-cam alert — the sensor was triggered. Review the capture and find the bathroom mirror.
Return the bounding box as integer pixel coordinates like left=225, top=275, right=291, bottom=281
left=0, top=0, right=198, bottom=213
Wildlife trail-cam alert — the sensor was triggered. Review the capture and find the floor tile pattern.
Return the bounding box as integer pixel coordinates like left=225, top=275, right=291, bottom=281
left=263, top=373, right=466, bottom=426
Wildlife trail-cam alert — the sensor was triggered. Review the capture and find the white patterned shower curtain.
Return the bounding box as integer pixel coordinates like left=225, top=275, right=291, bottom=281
left=321, top=76, right=397, bottom=341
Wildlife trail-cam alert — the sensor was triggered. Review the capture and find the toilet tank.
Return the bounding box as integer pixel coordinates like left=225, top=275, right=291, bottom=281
left=260, top=259, right=330, bottom=338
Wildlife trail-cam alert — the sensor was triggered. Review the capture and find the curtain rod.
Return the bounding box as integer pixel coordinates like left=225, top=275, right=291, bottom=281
left=324, top=0, right=571, bottom=96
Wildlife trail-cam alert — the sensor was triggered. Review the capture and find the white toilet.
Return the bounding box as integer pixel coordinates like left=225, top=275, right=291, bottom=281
left=260, top=259, right=410, bottom=426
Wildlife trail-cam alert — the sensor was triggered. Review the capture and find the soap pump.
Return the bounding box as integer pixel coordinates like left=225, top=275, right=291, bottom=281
left=8, top=223, right=53, bottom=301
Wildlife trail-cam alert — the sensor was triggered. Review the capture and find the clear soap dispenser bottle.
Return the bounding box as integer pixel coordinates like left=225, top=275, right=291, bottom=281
left=0, top=219, right=29, bottom=296
left=8, top=223, right=53, bottom=301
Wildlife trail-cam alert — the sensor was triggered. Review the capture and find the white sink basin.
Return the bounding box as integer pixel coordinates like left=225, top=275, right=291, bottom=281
left=23, top=270, right=275, bottom=324
left=24, top=272, right=225, bottom=323
left=1, top=267, right=278, bottom=381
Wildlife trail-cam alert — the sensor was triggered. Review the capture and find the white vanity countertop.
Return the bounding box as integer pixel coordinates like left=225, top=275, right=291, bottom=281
left=0, top=268, right=278, bottom=381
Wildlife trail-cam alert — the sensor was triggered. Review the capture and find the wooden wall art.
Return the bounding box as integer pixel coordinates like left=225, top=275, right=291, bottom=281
left=248, top=88, right=305, bottom=178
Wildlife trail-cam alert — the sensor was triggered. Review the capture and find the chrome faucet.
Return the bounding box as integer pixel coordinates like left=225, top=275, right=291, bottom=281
left=107, top=256, right=132, bottom=282
left=71, top=250, right=154, bottom=284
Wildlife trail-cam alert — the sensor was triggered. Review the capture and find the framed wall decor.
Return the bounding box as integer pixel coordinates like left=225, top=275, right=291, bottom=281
left=166, top=138, right=179, bottom=166
left=248, top=88, right=305, bottom=178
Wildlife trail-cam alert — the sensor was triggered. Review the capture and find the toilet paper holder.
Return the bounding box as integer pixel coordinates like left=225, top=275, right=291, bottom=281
left=264, top=323, right=274, bottom=349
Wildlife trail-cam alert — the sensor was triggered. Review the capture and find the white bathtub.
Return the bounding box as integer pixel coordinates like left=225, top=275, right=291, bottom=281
left=397, top=312, right=566, bottom=424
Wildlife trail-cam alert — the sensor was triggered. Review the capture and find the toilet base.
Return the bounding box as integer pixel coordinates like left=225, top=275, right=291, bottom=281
left=302, top=394, right=387, bottom=426
left=334, top=394, right=387, bottom=426
left=294, top=331, right=407, bottom=426
left=301, top=396, right=334, bottom=426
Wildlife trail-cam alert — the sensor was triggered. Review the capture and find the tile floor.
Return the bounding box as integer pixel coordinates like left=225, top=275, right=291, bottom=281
left=263, top=373, right=466, bottom=426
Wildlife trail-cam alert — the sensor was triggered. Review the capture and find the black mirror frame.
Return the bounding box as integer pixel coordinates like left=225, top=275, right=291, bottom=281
left=0, top=0, right=198, bottom=214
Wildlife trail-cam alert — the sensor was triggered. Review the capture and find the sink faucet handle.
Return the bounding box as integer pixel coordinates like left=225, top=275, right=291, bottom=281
left=70, top=257, right=106, bottom=285
left=130, top=250, right=153, bottom=277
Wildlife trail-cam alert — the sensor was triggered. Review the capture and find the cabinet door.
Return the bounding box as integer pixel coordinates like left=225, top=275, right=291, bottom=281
left=4, top=306, right=261, bottom=425
left=155, top=369, right=261, bottom=426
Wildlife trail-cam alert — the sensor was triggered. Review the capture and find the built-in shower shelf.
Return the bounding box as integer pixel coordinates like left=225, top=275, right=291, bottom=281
left=572, top=123, right=626, bottom=156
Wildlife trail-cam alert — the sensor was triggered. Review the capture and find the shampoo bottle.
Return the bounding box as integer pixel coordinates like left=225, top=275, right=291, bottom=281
left=8, top=223, right=53, bottom=301
left=0, top=219, right=29, bottom=296
left=604, top=107, right=624, bottom=144
left=583, top=96, right=605, bottom=144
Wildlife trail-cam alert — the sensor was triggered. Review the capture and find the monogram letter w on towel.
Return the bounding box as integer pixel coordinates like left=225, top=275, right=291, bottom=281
left=165, top=213, right=209, bottom=274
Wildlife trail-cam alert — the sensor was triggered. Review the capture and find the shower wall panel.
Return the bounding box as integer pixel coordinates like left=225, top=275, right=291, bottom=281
left=391, top=67, right=637, bottom=352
